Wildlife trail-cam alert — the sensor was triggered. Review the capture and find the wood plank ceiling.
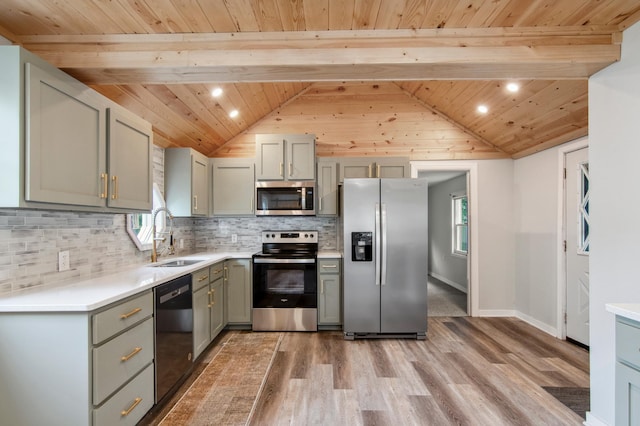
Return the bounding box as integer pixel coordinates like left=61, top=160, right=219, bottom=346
left=0, top=1, right=639, bottom=160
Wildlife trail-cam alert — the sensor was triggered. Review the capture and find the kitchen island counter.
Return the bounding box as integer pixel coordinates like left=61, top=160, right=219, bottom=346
left=0, top=252, right=254, bottom=313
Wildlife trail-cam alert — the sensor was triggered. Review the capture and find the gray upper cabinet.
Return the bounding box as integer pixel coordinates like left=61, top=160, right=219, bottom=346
left=165, top=148, right=209, bottom=217
left=0, top=45, right=152, bottom=213
left=338, top=157, right=410, bottom=183
left=211, top=158, right=255, bottom=216
left=256, top=134, right=315, bottom=181
left=316, top=159, right=338, bottom=216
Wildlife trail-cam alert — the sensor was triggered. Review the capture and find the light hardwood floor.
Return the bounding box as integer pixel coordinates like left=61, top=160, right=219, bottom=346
left=249, top=318, right=588, bottom=425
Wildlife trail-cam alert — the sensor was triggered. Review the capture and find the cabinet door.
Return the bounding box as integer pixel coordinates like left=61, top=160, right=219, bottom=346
left=317, top=161, right=338, bottom=216
left=25, top=62, right=107, bottom=207
left=225, top=259, right=252, bottom=324
left=617, top=361, right=640, bottom=426
left=318, top=259, right=342, bottom=325
left=210, top=278, right=225, bottom=340
left=107, top=107, right=153, bottom=210
left=376, top=158, right=410, bottom=179
left=339, top=158, right=375, bottom=182
left=192, top=153, right=209, bottom=216
left=286, top=134, right=315, bottom=180
left=192, top=286, right=211, bottom=360
left=212, top=158, right=255, bottom=215
left=256, top=136, right=284, bottom=180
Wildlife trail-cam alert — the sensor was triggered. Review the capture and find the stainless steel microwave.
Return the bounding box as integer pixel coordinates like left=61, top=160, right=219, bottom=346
left=255, top=181, right=315, bottom=216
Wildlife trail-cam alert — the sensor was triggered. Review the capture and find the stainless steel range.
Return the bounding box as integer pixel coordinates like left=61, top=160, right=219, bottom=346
left=252, top=230, right=318, bottom=331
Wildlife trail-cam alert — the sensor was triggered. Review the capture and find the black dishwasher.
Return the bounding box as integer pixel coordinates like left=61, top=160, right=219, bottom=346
left=154, top=274, right=193, bottom=404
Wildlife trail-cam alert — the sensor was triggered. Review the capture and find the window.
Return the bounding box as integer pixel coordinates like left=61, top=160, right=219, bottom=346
left=452, top=195, right=468, bottom=256
left=578, top=162, right=590, bottom=254
left=126, top=183, right=167, bottom=251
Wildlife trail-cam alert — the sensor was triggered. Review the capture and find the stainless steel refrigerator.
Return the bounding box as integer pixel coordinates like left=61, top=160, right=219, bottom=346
left=342, top=178, right=428, bottom=339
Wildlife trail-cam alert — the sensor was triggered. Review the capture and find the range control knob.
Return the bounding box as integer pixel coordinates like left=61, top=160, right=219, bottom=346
left=304, top=233, right=309, bottom=238
left=271, top=234, right=275, bottom=238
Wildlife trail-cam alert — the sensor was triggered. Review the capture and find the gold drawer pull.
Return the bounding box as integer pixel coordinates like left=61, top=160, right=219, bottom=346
left=121, top=347, right=142, bottom=362
left=111, top=175, right=119, bottom=200
left=198, top=275, right=208, bottom=282
left=322, top=264, right=338, bottom=268
left=212, top=268, right=222, bottom=274
left=120, top=307, right=142, bottom=319
left=121, top=397, right=142, bottom=416
left=100, top=173, right=108, bottom=199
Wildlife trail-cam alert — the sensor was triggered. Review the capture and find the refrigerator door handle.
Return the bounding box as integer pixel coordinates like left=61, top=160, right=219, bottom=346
left=375, top=202, right=381, bottom=286
left=381, top=203, right=387, bottom=286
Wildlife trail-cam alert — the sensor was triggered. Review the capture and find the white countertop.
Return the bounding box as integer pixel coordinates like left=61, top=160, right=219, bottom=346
left=0, top=250, right=342, bottom=313
left=606, top=303, right=640, bottom=323
left=0, top=252, right=253, bottom=313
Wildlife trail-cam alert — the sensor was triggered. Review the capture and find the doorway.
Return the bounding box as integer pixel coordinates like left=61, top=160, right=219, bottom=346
left=422, top=171, right=469, bottom=316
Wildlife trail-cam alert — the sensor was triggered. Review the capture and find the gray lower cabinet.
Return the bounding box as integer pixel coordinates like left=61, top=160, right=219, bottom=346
left=616, top=316, right=640, bottom=425
left=316, top=160, right=338, bottom=216
left=225, top=259, right=252, bottom=325
left=0, top=291, right=154, bottom=426
left=318, top=258, right=342, bottom=325
left=211, top=158, right=255, bottom=216
left=0, top=45, right=152, bottom=212
left=193, top=263, right=226, bottom=360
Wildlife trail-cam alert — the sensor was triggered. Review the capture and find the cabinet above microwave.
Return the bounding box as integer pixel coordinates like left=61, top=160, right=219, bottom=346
left=255, top=134, right=315, bottom=181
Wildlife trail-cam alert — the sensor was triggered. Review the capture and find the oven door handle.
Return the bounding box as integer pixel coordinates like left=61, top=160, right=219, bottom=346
left=253, top=258, right=316, bottom=264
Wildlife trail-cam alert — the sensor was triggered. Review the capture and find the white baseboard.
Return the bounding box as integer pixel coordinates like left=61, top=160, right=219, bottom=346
left=476, top=309, right=517, bottom=317
left=429, top=272, right=468, bottom=294
left=584, top=412, right=608, bottom=426
left=515, top=311, right=558, bottom=337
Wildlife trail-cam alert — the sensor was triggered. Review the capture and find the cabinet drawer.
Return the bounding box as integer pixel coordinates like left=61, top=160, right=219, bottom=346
left=93, top=363, right=154, bottom=426
left=93, top=292, right=152, bottom=344
left=319, top=259, right=341, bottom=274
left=93, top=317, right=154, bottom=404
left=210, top=262, right=224, bottom=282
left=617, top=320, right=640, bottom=369
left=192, top=267, right=210, bottom=291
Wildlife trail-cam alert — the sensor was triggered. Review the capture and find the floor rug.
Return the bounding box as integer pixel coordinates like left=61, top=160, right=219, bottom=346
left=542, top=386, right=590, bottom=419
left=159, top=332, right=282, bottom=426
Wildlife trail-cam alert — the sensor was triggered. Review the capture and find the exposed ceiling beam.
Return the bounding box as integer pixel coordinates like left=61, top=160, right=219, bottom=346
left=20, top=27, right=621, bottom=85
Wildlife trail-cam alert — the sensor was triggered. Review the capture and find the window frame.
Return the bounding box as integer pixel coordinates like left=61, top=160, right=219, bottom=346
left=452, top=194, right=468, bottom=257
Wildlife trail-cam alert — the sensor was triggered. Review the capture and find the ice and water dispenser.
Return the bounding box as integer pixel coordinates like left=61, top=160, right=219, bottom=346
left=351, top=232, right=372, bottom=262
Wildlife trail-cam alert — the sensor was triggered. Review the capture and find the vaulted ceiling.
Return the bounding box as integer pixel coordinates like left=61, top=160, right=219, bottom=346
left=1, top=1, right=639, bottom=160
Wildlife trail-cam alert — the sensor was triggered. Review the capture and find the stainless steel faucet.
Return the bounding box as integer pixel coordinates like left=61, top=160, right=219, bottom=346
left=151, top=206, right=174, bottom=263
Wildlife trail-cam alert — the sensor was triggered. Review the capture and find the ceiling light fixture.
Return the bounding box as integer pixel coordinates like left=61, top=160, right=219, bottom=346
left=477, top=105, right=488, bottom=114
left=506, top=82, right=520, bottom=93
left=211, top=87, right=223, bottom=97
left=229, top=109, right=239, bottom=118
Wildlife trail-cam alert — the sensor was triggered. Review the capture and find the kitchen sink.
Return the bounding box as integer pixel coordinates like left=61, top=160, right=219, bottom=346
left=152, top=259, right=205, bottom=267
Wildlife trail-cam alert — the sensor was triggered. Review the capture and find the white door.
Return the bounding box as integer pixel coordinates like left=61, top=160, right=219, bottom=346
left=565, top=147, right=590, bottom=346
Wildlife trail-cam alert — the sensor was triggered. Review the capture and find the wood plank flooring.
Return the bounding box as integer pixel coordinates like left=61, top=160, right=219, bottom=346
left=248, top=318, right=588, bottom=425
left=142, top=317, right=589, bottom=425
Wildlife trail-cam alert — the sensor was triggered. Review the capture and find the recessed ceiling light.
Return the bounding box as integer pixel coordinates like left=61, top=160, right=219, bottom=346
left=477, top=105, right=488, bottom=114
left=211, top=87, right=223, bottom=97
left=506, top=82, right=520, bottom=93
left=229, top=109, right=239, bottom=118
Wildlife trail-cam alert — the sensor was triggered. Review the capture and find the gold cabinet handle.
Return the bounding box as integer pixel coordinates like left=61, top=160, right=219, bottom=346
left=120, top=347, right=142, bottom=362
left=212, top=288, right=216, bottom=306
left=279, top=162, right=284, bottom=177
left=322, top=264, right=338, bottom=269
left=100, top=173, right=108, bottom=199
left=121, top=397, right=142, bottom=416
left=111, top=175, right=118, bottom=200
left=120, top=307, right=142, bottom=319
left=368, top=164, right=373, bottom=178
left=376, top=164, right=381, bottom=177
left=198, top=275, right=208, bottom=282
left=207, top=289, right=212, bottom=308
left=289, top=162, right=293, bottom=177
left=224, top=266, right=228, bottom=280
left=193, top=195, right=198, bottom=211
left=321, top=279, right=324, bottom=294
left=212, top=268, right=223, bottom=274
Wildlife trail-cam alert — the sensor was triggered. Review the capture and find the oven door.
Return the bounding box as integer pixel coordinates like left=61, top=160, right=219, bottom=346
left=253, top=257, right=317, bottom=309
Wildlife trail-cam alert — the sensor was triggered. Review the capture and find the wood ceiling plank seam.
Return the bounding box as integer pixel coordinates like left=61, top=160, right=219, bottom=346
left=275, top=0, right=306, bottom=31
left=250, top=0, right=285, bottom=32
left=420, top=0, right=459, bottom=29
left=431, top=81, right=493, bottom=120
left=93, top=84, right=215, bottom=151
left=57, top=0, right=126, bottom=35
left=394, top=82, right=508, bottom=155
left=140, top=0, right=192, bottom=33
left=446, top=0, right=483, bottom=28
left=235, top=83, right=274, bottom=120
left=120, top=0, right=176, bottom=33
left=168, top=83, right=237, bottom=141
left=618, top=5, right=640, bottom=30
left=0, top=4, right=47, bottom=36
left=18, top=1, right=76, bottom=36
left=195, top=1, right=238, bottom=32
left=516, top=1, right=574, bottom=27
left=395, top=0, right=428, bottom=30
left=219, top=0, right=260, bottom=32
left=574, top=0, right=638, bottom=26
left=328, top=0, right=355, bottom=31
left=93, top=0, right=157, bottom=34
left=210, top=83, right=315, bottom=156
left=350, top=0, right=382, bottom=30
left=488, top=0, right=532, bottom=28
left=169, top=0, right=217, bottom=33
left=120, top=84, right=222, bottom=152
left=370, top=0, right=403, bottom=30
left=303, top=0, right=329, bottom=31
left=466, top=0, right=513, bottom=28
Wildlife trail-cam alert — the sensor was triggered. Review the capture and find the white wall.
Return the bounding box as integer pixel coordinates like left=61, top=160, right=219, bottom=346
left=588, top=20, right=640, bottom=426
left=428, top=175, right=468, bottom=291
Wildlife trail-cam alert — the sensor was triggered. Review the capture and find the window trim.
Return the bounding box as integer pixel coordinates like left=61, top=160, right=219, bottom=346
left=452, top=194, right=468, bottom=257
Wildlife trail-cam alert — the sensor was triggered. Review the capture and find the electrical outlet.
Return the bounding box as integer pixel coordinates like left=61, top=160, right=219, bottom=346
left=231, top=234, right=238, bottom=243
left=58, top=250, right=70, bottom=272
left=179, top=239, right=185, bottom=249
